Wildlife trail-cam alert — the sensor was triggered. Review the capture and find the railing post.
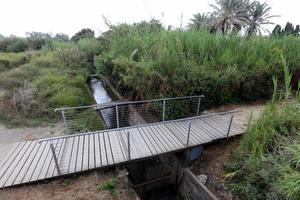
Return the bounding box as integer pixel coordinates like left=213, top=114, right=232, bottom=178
left=61, top=110, right=68, bottom=129
left=162, top=100, right=166, bottom=122
left=196, top=97, right=201, bottom=115
left=187, top=121, right=192, bottom=147
left=50, top=143, right=61, bottom=175
left=116, top=105, right=120, bottom=128
left=227, top=114, right=234, bottom=138
left=127, top=131, right=131, bottom=160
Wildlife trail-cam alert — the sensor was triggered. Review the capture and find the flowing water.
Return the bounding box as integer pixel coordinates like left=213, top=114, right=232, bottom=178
left=89, top=77, right=116, bottom=128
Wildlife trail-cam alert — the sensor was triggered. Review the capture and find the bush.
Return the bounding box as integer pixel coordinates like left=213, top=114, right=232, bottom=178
left=33, top=72, right=92, bottom=108
left=0, top=52, right=31, bottom=72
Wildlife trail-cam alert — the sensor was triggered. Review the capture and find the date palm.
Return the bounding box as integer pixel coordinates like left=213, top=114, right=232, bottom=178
left=247, top=1, right=278, bottom=36
left=189, top=13, right=210, bottom=30
left=210, top=0, right=250, bottom=34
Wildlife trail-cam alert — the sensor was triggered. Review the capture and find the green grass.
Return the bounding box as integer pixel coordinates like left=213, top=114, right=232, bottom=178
left=98, top=177, right=118, bottom=197
left=0, top=48, right=95, bottom=128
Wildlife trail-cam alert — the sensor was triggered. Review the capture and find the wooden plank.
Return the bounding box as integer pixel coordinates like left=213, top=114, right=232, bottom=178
left=147, top=125, right=174, bottom=152
left=22, top=141, right=48, bottom=184
left=47, top=138, right=65, bottom=178
left=0, top=142, right=25, bottom=179
left=174, top=121, right=199, bottom=145
left=0, top=143, right=20, bottom=168
left=138, top=126, right=163, bottom=154
left=136, top=127, right=157, bottom=155
left=141, top=126, right=169, bottom=153
left=69, top=136, right=79, bottom=174
left=94, top=133, right=102, bottom=168
left=76, top=135, right=83, bottom=172
left=153, top=124, right=183, bottom=148
left=99, top=132, right=108, bottom=167
left=12, top=141, right=41, bottom=185
left=103, top=131, right=114, bottom=165
left=129, top=128, right=152, bottom=159
left=192, top=119, right=222, bottom=140
left=108, top=131, right=126, bottom=163
left=82, top=134, right=90, bottom=171
left=0, top=141, right=34, bottom=187
left=38, top=139, right=60, bottom=180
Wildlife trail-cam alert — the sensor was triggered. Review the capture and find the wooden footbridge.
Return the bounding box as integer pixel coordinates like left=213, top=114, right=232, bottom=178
left=0, top=96, right=244, bottom=188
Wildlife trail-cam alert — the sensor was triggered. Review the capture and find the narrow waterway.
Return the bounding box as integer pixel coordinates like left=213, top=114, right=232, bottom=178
left=89, top=77, right=116, bottom=128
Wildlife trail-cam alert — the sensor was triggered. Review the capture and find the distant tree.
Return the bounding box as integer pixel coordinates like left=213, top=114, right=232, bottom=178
left=54, top=33, right=69, bottom=41
left=71, top=28, right=94, bottom=42
left=77, top=38, right=101, bottom=64
left=283, top=22, right=294, bottom=35
left=272, top=24, right=282, bottom=36
left=189, top=13, right=210, bottom=30
left=210, top=0, right=250, bottom=34
left=0, top=36, right=30, bottom=52
left=294, top=25, right=300, bottom=36
left=247, top=1, right=277, bottom=36
left=25, top=32, right=52, bottom=50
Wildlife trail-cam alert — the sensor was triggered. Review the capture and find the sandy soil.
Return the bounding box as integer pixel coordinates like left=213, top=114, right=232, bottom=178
left=0, top=171, right=139, bottom=200
left=0, top=123, right=64, bottom=156
left=192, top=103, right=265, bottom=200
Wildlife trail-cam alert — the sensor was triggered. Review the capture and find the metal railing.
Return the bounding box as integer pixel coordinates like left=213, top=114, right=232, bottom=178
left=56, top=95, right=204, bottom=134
left=39, top=110, right=237, bottom=175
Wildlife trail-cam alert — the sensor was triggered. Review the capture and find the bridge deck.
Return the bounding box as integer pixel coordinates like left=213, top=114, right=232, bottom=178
left=0, top=112, right=243, bottom=188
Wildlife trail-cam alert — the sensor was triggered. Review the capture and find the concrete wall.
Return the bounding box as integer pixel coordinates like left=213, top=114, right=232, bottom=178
left=179, top=168, right=219, bottom=200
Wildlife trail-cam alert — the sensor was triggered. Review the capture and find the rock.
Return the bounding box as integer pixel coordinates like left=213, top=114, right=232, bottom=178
left=197, top=174, right=208, bottom=184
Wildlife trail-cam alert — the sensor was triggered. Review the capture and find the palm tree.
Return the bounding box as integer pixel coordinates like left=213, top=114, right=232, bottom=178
left=210, top=0, right=250, bottom=34
left=189, top=13, right=210, bottom=30
left=247, top=1, right=278, bottom=36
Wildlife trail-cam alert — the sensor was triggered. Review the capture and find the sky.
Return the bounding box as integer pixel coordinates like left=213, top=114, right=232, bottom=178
left=0, top=0, right=299, bottom=37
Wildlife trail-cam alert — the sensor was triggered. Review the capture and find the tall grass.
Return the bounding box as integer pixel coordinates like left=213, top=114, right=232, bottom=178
left=96, top=25, right=300, bottom=106
left=225, top=54, right=300, bottom=199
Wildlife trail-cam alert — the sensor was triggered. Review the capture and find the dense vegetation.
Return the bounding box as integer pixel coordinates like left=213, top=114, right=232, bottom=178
left=95, top=23, right=300, bottom=107
left=226, top=64, right=300, bottom=200
left=0, top=39, right=99, bottom=127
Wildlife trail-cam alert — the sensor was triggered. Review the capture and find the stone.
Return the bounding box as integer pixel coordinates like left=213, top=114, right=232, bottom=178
left=197, top=174, right=208, bottom=184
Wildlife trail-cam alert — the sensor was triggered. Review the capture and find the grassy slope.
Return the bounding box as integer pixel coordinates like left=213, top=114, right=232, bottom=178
left=0, top=50, right=94, bottom=128
left=225, top=99, right=300, bottom=199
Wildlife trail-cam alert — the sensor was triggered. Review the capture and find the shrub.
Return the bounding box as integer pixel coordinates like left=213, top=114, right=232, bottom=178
left=98, top=177, right=118, bottom=197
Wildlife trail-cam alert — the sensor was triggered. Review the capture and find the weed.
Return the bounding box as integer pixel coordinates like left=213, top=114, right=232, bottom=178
left=98, top=177, right=118, bottom=197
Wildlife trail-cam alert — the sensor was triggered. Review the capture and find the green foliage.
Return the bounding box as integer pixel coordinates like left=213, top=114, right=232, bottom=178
left=96, top=25, right=300, bottom=106
left=77, top=38, right=102, bottom=63
left=98, top=177, right=118, bottom=197
left=0, top=52, right=32, bottom=72
left=33, top=71, right=92, bottom=107
left=71, top=28, right=95, bottom=42
left=226, top=100, right=300, bottom=199
left=0, top=37, right=30, bottom=52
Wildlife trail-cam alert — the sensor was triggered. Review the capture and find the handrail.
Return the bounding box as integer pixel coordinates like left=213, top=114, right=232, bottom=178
left=38, top=109, right=238, bottom=143
left=54, top=95, right=205, bottom=111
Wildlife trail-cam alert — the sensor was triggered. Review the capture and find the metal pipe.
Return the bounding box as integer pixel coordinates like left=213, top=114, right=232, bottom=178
left=196, top=97, right=201, bottom=115
left=38, top=110, right=239, bottom=143
left=127, top=131, right=131, bottom=160
left=162, top=100, right=166, bottom=122
left=226, top=114, right=234, bottom=138
left=187, top=121, right=192, bottom=147
left=55, top=95, right=205, bottom=111
left=50, top=143, right=61, bottom=175
left=61, top=110, right=69, bottom=134
left=116, top=105, right=119, bottom=128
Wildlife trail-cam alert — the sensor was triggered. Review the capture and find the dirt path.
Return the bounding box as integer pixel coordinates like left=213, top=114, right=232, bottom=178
left=0, top=123, right=64, bottom=156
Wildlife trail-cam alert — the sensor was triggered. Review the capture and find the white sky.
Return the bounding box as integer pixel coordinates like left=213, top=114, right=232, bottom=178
left=0, top=0, right=299, bottom=37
